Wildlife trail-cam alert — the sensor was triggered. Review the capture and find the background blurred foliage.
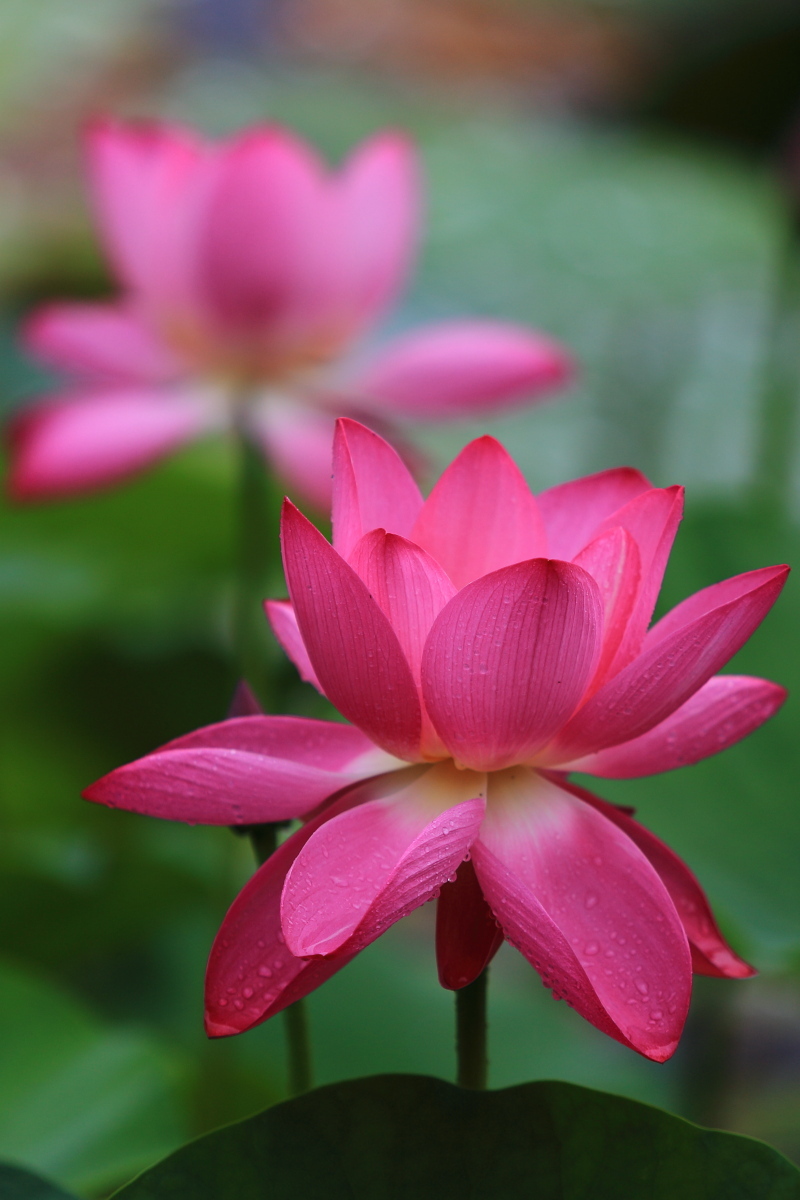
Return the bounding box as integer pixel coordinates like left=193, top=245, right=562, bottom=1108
left=1, top=0, right=800, bottom=1196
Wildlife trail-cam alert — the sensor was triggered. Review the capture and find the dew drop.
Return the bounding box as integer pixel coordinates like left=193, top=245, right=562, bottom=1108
left=584, top=892, right=598, bottom=909
left=233, top=999, right=244, bottom=1011
left=635, top=979, right=649, bottom=995
left=258, top=966, right=273, bottom=978
left=243, top=987, right=254, bottom=999
left=584, top=942, right=599, bottom=956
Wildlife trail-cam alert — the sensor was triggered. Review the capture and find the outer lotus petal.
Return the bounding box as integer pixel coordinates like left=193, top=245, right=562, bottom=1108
left=87, top=118, right=207, bottom=306
left=265, top=600, right=323, bottom=691
left=546, top=565, right=790, bottom=764
left=335, top=132, right=420, bottom=330
left=23, top=303, right=181, bottom=383
left=473, top=768, right=691, bottom=1061
left=7, top=387, right=213, bottom=501
left=193, top=127, right=339, bottom=342
left=590, top=486, right=684, bottom=672
left=646, top=565, right=790, bottom=650
left=331, top=418, right=423, bottom=560
left=356, top=321, right=573, bottom=417
left=537, top=467, right=652, bottom=561
left=574, top=527, right=641, bottom=690
left=84, top=715, right=392, bottom=824
left=411, top=436, right=547, bottom=588
left=251, top=401, right=337, bottom=510
left=206, top=780, right=381, bottom=1036
left=558, top=778, right=755, bottom=979
left=281, top=500, right=422, bottom=759
left=85, top=749, right=353, bottom=824
left=564, top=676, right=787, bottom=778
left=281, top=761, right=486, bottom=957
left=436, top=859, right=504, bottom=990
left=422, top=559, right=602, bottom=771
left=158, top=714, right=385, bottom=770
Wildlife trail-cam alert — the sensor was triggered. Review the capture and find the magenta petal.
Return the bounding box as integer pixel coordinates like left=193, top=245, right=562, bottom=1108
left=281, top=762, right=486, bottom=957
left=7, top=387, right=211, bottom=500
left=436, top=860, right=504, bottom=990
left=281, top=500, right=422, bottom=759
left=205, top=783, right=374, bottom=1036
left=335, top=131, right=420, bottom=330
left=349, top=529, right=456, bottom=756
left=547, top=564, right=790, bottom=764
left=356, top=321, right=573, bottom=417
left=565, top=676, right=788, bottom=778
left=422, top=559, right=602, bottom=771
left=332, top=418, right=423, bottom=560
left=194, top=126, right=338, bottom=341
left=537, top=467, right=653, bottom=561
left=473, top=769, right=691, bottom=1061
left=411, top=436, right=547, bottom=588
left=265, top=600, right=323, bottom=691
left=560, top=779, right=755, bottom=980
left=590, top=486, right=684, bottom=671
left=348, top=530, right=457, bottom=680
left=23, top=303, right=181, bottom=384
left=84, top=715, right=389, bottom=824
left=574, top=527, right=641, bottom=690
left=87, top=118, right=208, bottom=307
left=158, top=713, right=382, bottom=769
left=84, top=748, right=361, bottom=824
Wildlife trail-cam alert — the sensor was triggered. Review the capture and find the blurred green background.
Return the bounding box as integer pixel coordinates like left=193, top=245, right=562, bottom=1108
left=1, top=0, right=800, bottom=1195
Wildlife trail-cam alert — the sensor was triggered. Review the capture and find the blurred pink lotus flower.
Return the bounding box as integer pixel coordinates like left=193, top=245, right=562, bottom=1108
left=8, top=119, right=572, bottom=506
left=85, top=421, right=788, bottom=1061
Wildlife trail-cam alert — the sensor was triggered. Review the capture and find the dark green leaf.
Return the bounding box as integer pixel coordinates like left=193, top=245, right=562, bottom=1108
left=113, top=1075, right=800, bottom=1199
left=0, top=1162, right=76, bottom=1199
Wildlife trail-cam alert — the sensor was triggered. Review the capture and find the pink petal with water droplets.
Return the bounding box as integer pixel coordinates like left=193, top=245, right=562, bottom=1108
left=590, top=486, right=684, bottom=672
left=545, top=565, right=789, bottom=765
left=7, top=387, right=212, bottom=501
left=436, top=859, right=504, bottom=990
left=564, top=675, right=787, bottom=778
left=84, top=715, right=389, bottom=825
left=473, top=768, right=691, bottom=1061
left=422, top=559, right=602, bottom=771
left=281, top=500, right=422, bottom=759
left=537, top=467, right=653, bottom=561
left=281, top=761, right=486, bottom=957
left=23, top=303, right=182, bottom=384
left=265, top=600, right=323, bottom=691
left=574, top=527, right=641, bottom=691
left=206, top=780, right=385, bottom=1036
left=159, top=713, right=384, bottom=769
left=411, top=436, right=547, bottom=588
left=335, top=131, right=420, bottom=331
left=87, top=118, right=208, bottom=308
left=332, top=418, right=423, bottom=560
left=349, top=529, right=456, bottom=756
left=557, top=778, right=755, bottom=980
left=356, top=321, right=573, bottom=417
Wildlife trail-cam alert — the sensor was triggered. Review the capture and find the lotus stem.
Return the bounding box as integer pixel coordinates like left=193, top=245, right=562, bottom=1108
left=456, top=969, right=489, bottom=1089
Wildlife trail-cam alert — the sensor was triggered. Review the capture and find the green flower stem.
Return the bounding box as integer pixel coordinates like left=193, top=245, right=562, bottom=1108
left=233, top=409, right=314, bottom=1098
left=246, top=825, right=314, bottom=1097
left=754, top=217, right=800, bottom=517
left=456, top=970, right=489, bottom=1089
left=233, top=413, right=278, bottom=709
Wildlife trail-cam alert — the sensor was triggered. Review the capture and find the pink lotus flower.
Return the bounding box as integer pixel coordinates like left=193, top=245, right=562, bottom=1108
left=85, top=421, right=788, bottom=1061
left=8, top=119, right=572, bottom=507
